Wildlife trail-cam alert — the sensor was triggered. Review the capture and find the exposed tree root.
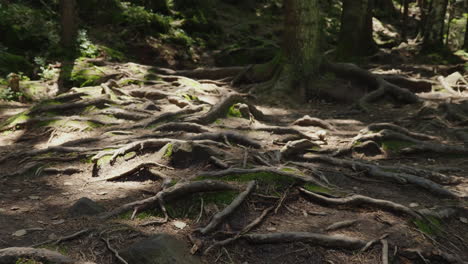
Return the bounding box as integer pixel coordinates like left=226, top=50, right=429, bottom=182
left=243, top=232, right=367, bottom=250
left=154, top=122, right=211, bottom=133
left=97, top=108, right=150, bottom=121
left=190, top=131, right=261, bottom=148
left=128, top=89, right=170, bottom=100
left=292, top=115, right=335, bottom=130
left=103, top=139, right=176, bottom=165
left=200, top=181, right=256, bottom=235
left=196, top=167, right=328, bottom=187
left=30, top=96, right=113, bottom=115
left=301, top=155, right=458, bottom=197
left=354, top=129, right=468, bottom=155
left=0, top=146, right=100, bottom=165
left=118, top=105, right=204, bottom=130
left=99, top=162, right=172, bottom=181
left=194, top=93, right=267, bottom=124
left=0, top=247, right=93, bottom=264
left=98, top=180, right=236, bottom=219
left=280, top=139, right=319, bottom=158
left=361, top=123, right=437, bottom=141
left=379, top=74, right=433, bottom=93
left=299, top=187, right=421, bottom=219
left=323, top=62, right=420, bottom=111
left=324, top=219, right=359, bottom=232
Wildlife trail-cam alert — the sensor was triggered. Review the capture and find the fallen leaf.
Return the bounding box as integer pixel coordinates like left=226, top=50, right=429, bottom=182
left=12, top=229, right=27, bottom=237
left=173, top=220, right=187, bottom=229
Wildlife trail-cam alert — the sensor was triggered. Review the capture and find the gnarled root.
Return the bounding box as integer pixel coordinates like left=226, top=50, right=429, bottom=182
left=0, top=247, right=94, bottom=264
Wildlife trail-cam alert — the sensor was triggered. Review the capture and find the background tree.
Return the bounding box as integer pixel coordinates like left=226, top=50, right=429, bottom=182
left=336, top=0, right=377, bottom=60
left=274, top=0, right=321, bottom=98
left=423, top=0, right=449, bottom=51
left=60, top=0, right=77, bottom=50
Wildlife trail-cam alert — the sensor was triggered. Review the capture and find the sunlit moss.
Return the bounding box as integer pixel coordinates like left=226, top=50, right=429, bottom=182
left=381, top=140, right=415, bottom=152
left=303, top=183, right=331, bottom=194
left=413, top=216, right=442, bottom=236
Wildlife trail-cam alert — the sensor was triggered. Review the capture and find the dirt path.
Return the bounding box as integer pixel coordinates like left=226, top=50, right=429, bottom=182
left=0, top=60, right=467, bottom=264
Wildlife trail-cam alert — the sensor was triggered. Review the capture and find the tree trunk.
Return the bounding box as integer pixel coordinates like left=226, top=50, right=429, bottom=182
left=402, top=0, right=410, bottom=41
left=422, top=0, right=448, bottom=51
left=337, top=0, right=377, bottom=60
left=375, top=0, right=398, bottom=19
left=274, top=0, right=321, bottom=99
left=60, top=0, right=77, bottom=49
left=463, top=0, right=468, bottom=50
left=418, top=0, right=428, bottom=37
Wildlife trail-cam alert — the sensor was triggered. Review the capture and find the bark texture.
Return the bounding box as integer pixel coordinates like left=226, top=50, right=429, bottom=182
left=423, top=0, right=449, bottom=51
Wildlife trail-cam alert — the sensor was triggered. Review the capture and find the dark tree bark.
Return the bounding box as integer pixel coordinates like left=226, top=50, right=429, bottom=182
left=60, top=0, right=77, bottom=49
left=422, top=0, right=449, bottom=51
left=271, top=0, right=321, bottom=99
left=464, top=0, right=468, bottom=50
left=337, top=0, right=377, bottom=60
left=402, top=0, right=410, bottom=41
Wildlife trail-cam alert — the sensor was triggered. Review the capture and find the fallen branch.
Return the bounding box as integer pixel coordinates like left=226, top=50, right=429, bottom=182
left=243, top=232, right=367, bottom=250
left=200, top=181, right=256, bottom=235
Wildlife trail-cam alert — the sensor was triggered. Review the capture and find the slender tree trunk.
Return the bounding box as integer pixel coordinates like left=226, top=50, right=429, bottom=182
left=275, top=0, right=321, bottom=98
left=422, top=0, right=448, bottom=51
left=418, top=0, right=428, bottom=37
left=464, top=0, right=468, bottom=50
left=402, top=0, right=410, bottom=41
left=337, top=0, right=377, bottom=60
left=60, top=0, right=77, bottom=49
left=445, top=0, right=453, bottom=46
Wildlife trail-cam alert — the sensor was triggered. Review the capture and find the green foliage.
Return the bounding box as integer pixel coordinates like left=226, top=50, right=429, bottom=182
left=0, top=87, right=23, bottom=101
left=119, top=2, right=171, bottom=33
left=413, top=216, right=442, bottom=236
left=0, top=51, right=33, bottom=76
left=15, top=258, right=43, bottom=264
left=227, top=104, right=242, bottom=118
left=77, top=30, right=100, bottom=58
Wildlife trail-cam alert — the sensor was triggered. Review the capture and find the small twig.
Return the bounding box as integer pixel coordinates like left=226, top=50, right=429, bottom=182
left=360, top=234, right=389, bottom=252
left=196, top=198, right=204, bottom=223
left=101, top=237, right=128, bottom=264
left=381, top=239, right=389, bottom=264
left=32, top=228, right=92, bottom=248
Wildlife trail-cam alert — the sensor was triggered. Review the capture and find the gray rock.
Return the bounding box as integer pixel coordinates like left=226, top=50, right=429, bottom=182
left=68, top=197, right=105, bottom=217
left=119, top=234, right=202, bottom=264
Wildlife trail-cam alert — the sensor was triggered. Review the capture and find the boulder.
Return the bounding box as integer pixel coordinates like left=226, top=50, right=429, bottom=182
left=68, top=197, right=105, bottom=217
left=119, top=234, right=202, bottom=264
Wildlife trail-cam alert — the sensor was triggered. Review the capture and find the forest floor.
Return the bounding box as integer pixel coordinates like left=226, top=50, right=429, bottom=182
left=0, top=56, right=468, bottom=264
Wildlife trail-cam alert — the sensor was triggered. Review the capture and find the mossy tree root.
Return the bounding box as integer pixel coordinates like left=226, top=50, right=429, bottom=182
left=323, top=62, right=420, bottom=111
left=362, top=123, right=437, bottom=141
left=354, top=129, right=468, bottom=155
left=189, top=131, right=262, bottom=149
left=200, top=181, right=256, bottom=235
left=0, top=247, right=94, bottom=264
left=98, top=180, right=237, bottom=220
left=194, top=93, right=267, bottom=124
left=302, top=155, right=459, bottom=198
left=195, top=167, right=328, bottom=188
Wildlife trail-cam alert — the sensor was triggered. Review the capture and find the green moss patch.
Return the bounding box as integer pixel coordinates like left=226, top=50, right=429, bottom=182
left=381, top=140, right=416, bottom=152
left=0, top=112, right=30, bottom=129
left=303, top=183, right=331, bottom=194
left=196, top=171, right=297, bottom=188
left=413, top=216, right=442, bottom=236
left=227, top=104, right=242, bottom=118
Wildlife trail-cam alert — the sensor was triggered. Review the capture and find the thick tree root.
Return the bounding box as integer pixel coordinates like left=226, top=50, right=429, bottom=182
left=154, top=122, right=211, bottom=133
left=99, top=162, right=172, bottom=182
left=361, top=122, right=437, bottom=141
left=292, top=115, right=335, bottom=130
left=243, top=232, right=367, bottom=250
left=301, top=155, right=458, bottom=197
left=354, top=129, right=468, bottom=155
left=0, top=247, right=94, bottom=264
left=30, top=96, right=113, bottom=115
left=0, top=146, right=100, bottom=165
left=98, top=180, right=236, bottom=219
left=190, top=132, right=261, bottom=149
left=323, top=62, right=420, bottom=111
left=299, top=187, right=421, bottom=219
left=280, top=139, right=319, bottom=158
left=196, top=167, right=328, bottom=187
left=200, top=181, right=256, bottom=235
left=379, top=74, right=433, bottom=93
left=194, top=93, right=267, bottom=124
